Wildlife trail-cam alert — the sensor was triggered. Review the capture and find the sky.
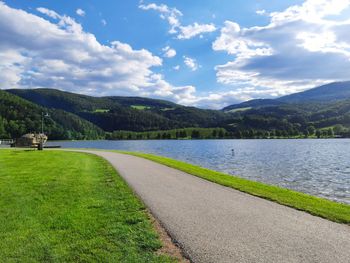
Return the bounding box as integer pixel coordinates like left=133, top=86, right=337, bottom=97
left=1, top=0, right=350, bottom=108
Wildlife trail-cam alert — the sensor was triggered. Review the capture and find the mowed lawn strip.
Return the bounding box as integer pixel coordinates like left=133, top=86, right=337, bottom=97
left=114, top=151, right=350, bottom=224
left=0, top=150, right=175, bottom=262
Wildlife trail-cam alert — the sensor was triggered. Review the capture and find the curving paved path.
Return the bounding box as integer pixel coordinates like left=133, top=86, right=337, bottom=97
left=77, top=150, right=350, bottom=263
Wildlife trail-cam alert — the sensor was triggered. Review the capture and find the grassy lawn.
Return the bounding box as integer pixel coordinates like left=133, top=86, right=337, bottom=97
left=0, top=150, right=174, bottom=262
left=93, top=108, right=110, bottom=113
left=130, top=105, right=151, bottom=110
left=226, top=107, right=252, bottom=113
left=115, top=151, right=350, bottom=224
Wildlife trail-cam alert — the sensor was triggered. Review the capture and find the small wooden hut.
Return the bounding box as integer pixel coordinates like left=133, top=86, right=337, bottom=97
left=14, top=133, right=48, bottom=148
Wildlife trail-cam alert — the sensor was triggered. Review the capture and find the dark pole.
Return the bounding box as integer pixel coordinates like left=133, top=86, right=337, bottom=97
left=41, top=112, right=44, bottom=134
left=39, top=112, right=45, bottom=150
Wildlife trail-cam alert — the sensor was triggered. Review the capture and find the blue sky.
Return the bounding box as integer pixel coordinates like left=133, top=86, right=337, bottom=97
left=1, top=0, right=350, bottom=108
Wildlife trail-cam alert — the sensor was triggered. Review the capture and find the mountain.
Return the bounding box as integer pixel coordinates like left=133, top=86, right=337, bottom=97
left=0, top=90, right=104, bottom=140
left=278, top=81, right=350, bottom=103
left=3, top=83, right=350, bottom=140
left=218, top=81, right=350, bottom=138
left=7, top=88, right=229, bottom=132
left=223, top=81, right=350, bottom=111
left=220, top=98, right=350, bottom=138
left=222, top=99, right=285, bottom=112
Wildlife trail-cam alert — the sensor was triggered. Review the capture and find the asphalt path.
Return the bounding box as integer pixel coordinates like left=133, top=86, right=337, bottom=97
left=78, top=150, right=350, bottom=263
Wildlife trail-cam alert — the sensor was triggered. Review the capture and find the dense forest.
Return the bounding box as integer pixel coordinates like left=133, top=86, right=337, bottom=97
left=107, top=128, right=228, bottom=140
left=8, top=89, right=228, bottom=132
left=0, top=90, right=104, bottom=140
left=221, top=100, right=350, bottom=139
left=2, top=82, right=350, bottom=140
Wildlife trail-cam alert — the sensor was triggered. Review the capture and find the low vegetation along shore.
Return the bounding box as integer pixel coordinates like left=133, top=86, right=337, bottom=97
left=0, top=150, right=175, bottom=262
left=115, top=151, right=350, bottom=224
left=106, top=127, right=341, bottom=140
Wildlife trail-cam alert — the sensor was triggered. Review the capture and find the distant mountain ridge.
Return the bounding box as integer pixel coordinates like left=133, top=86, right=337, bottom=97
left=2, top=81, right=350, bottom=140
left=223, top=99, right=285, bottom=112
left=223, top=81, right=350, bottom=111
left=278, top=81, right=350, bottom=103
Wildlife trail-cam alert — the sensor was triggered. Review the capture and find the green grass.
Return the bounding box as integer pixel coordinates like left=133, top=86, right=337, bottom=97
left=160, top=108, right=175, bottom=111
left=93, top=108, right=110, bottom=113
left=226, top=107, right=252, bottom=113
left=130, top=105, right=151, bottom=110
left=0, top=150, right=175, bottom=262
left=114, top=151, right=350, bottom=224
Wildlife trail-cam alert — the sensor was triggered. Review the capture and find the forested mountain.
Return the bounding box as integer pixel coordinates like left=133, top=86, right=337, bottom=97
left=222, top=99, right=285, bottom=112
left=0, top=90, right=104, bottom=140
left=221, top=100, right=350, bottom=138
left=2, top=82, right=350, bottom=140
left=8, top=89, right=229, bottom=131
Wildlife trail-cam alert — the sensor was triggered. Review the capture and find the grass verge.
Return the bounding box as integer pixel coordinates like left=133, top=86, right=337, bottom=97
left=0, top=149, right=175, bottom=262
left=114, top=150, right=350, bottom=224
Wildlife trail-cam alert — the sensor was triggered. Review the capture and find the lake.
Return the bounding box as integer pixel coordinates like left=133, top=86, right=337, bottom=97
left=47, top=139, right=350, bottom=205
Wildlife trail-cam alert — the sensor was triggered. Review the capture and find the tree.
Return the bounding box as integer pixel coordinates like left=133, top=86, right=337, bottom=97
left=0, top=116, right=6, bottom=138
left=333, top=124, right=345, bottom=135
left=180, top=130, right=187, bottom=138
left=327, top=128, right=334, bottom=137
left=316, top=130, right=321, bottom=138
left=307, top=126, right=316, bottom=136
left=191, top=130, right=200, bottom=139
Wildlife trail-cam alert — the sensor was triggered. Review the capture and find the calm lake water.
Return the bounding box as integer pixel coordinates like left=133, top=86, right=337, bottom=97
left=47, top=139, right=350, bottom=204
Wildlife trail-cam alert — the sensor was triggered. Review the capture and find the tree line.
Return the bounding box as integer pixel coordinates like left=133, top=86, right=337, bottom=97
left=106, top=126, right=349, bottom=140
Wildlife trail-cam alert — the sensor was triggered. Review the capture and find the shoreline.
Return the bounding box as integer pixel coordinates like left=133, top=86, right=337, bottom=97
left=3, top=147, right=349, bottom=223
left=69, top=149, right=350, bottom=262
left=46, top=137, right=350, bottom=142
left=110, top=150, right=350, bottom=224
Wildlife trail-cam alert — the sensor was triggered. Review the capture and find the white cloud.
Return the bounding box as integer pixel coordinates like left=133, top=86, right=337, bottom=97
left=183, top=56, right=199, bottom=71
left=177, top=22, right=216, bottom=39
left=76, top=8, right=85, bottom=17
left=36, top=7, right=60, bottom=19
left=0, top=2, right=199, bottom=104
left=139, top=2, right=182, bottom=34
left=162, top=46, right=176, bottom=58
left=256, top=9, right=267, bottom=16
left=8, top=1, right=350, bottom=109
left=213, top=21, right=273, bottom=59
left=101, top=19, right=107, bottom=26
left=212, top=0, right=350, bottom=99
left=139, top=2, right=216, bottom=39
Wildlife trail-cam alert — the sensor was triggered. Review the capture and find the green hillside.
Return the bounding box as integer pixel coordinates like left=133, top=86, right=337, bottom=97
left=8, top=88, right=228, bottom=132
left=0, top=90, right=104, bottom=140
left=222, top=100, right=350, bottom=138
left=3, top=86, right=350, bottom=140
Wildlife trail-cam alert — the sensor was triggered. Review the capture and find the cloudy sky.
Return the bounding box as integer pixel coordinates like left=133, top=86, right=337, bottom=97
left=1, top=0, right=350, bottom=108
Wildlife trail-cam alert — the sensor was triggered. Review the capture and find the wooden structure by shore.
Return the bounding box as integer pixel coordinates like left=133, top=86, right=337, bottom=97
left=13, top=133, right=48, bottom=148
